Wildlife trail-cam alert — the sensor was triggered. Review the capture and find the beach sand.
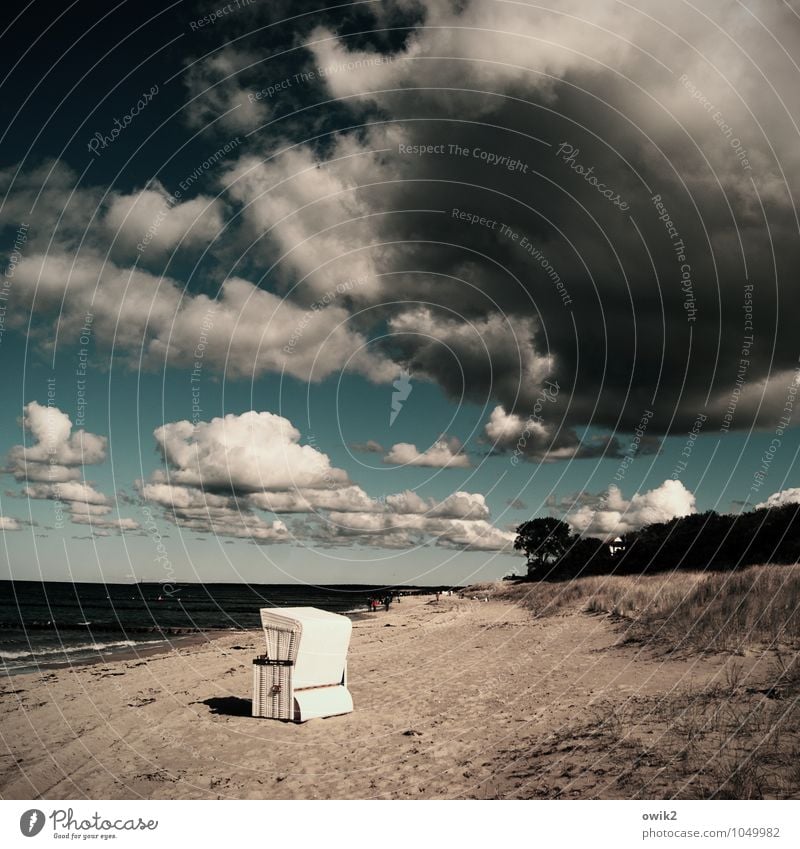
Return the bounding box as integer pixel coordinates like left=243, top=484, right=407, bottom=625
left=0, top=593, right=775, bottom=800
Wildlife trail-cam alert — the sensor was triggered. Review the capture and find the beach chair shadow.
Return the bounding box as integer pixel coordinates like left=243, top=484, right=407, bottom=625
left=202, top=696, right=252, bottom=716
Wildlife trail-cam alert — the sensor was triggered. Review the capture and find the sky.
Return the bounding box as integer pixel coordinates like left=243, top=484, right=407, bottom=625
left=1, top=0, right=800, bottom=586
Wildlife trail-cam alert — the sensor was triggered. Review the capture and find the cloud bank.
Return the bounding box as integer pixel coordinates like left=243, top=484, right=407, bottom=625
left=139, top=409, right=513, bottom=551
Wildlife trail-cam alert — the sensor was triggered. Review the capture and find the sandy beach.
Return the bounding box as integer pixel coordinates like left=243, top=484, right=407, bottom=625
left=0, top=592, right=786, bottom=800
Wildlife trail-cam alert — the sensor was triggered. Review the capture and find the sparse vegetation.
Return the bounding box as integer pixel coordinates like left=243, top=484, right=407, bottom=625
left=473, top=564, right=800, bottom=652
left=469, top=564, right=800, bottom=798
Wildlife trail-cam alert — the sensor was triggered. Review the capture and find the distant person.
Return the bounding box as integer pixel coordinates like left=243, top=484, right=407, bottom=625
left=383, top=594, right=391, bottom=611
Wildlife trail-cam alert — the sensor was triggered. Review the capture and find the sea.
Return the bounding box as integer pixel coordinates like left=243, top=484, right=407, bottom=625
left=0, top=581, right=445, bottom=676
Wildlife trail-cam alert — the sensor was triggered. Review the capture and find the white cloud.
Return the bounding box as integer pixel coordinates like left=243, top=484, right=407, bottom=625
left=140, top=479, right=381, bottom=517
left=104, top=181, right=224, bottom=254
left=485, top=404, right=548, bottom=445
left=170, top=508, right=287, bottom=541
left=484, top=403, right=630, bottom=462
left=756, top=488, right=800, bottom=510
left=140, top=410, right=512, bottom=550
left=23, top=480, right=141, bottom=532
left=140, top=411, right=356, bottom=540
left=432, top=519, right=515, bottom=551
left=9, top=252, right=182, bottom=355
left=308, top=2, right=636, bottom=111
left=153, top=411, right=350, bottom=492
left=316, top=489, right=502, bottom=549
left=22, top=481, right=108, bottom=505
left=429, top=491, right=490, bottom=520
left=565, top=479, right=696, bottom=538
left=7, top=401, right=107, bottom=483
left=484, top=403, right=573, bottom=461
left=321, top=509, right=513, bottom=551
left=248, top=485, right=379, bottom=514
left=135, top=479, right=289, bottom=541
left=70, top=513, right=142, bottom=532
left=221, top=141, right=385, bottom=300
left=6, top=402, right=139, bottom=533
left=10, top=252, right=394, bottom=383
left=380, top=489, right=489, bottom=519
left=384, top=489, right=428, bottom=514
left=384, top=436, right=470, bottom=468
left=153, top=276, right=395, bottom=382
left=136, top=483, right=235, bottom=511
left=21, top=480, right=141, bottom=532
left=0, top=516, right=21, bottom=531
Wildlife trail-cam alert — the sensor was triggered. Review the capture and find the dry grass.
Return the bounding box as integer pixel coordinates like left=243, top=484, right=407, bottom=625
left=544, top=671, right=800, bottom=799
left=470, top=565, right=800, bottom=798
left=630, top=649, right=800, bottom=798
left=473, top=564, right=800, bottom=653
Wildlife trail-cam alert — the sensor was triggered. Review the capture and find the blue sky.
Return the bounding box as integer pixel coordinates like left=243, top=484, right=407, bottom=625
left=2, top=1, right=799, bottom=584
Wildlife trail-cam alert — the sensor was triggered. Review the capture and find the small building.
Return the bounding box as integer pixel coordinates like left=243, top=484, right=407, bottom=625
left=608, top=536, right=625, bottom=556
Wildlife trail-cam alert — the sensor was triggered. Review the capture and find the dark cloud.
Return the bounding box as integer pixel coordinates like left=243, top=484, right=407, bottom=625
left=4, top=0, right=799, bottom=464
left=276, top=0, right=800, bottom=442
left=350, top=439, right=384, bottom=454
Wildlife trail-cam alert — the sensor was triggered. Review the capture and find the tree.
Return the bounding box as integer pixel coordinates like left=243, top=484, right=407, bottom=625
left=513, top=518, right=573, bottom=578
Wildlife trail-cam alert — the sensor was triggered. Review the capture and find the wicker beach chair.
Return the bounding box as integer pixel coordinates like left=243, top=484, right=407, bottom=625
left=253, top=607, right=353, bottom=722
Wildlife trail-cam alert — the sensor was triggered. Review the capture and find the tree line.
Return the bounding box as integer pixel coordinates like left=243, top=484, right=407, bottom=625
left=512, top=503, right=800, bottom=581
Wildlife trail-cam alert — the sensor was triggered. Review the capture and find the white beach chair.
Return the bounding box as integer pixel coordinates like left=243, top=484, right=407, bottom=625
left=252, top=607, right=353, bottom=722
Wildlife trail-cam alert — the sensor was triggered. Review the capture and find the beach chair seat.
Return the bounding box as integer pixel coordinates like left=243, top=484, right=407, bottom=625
left=252, top=607, right=353, bottom=722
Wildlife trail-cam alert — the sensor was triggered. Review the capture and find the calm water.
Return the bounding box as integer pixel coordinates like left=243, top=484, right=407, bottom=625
left=0, top=581, right=440, bottom=675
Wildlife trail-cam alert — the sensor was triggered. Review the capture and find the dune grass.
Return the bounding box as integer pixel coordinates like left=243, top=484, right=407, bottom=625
left=470, top=565, right=800, bottom=797
left=474, top=563, right=800, bottom=653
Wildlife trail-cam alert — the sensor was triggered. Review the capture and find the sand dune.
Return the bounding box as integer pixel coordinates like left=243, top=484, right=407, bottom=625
left=0, top=593, right=787, bottom=799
